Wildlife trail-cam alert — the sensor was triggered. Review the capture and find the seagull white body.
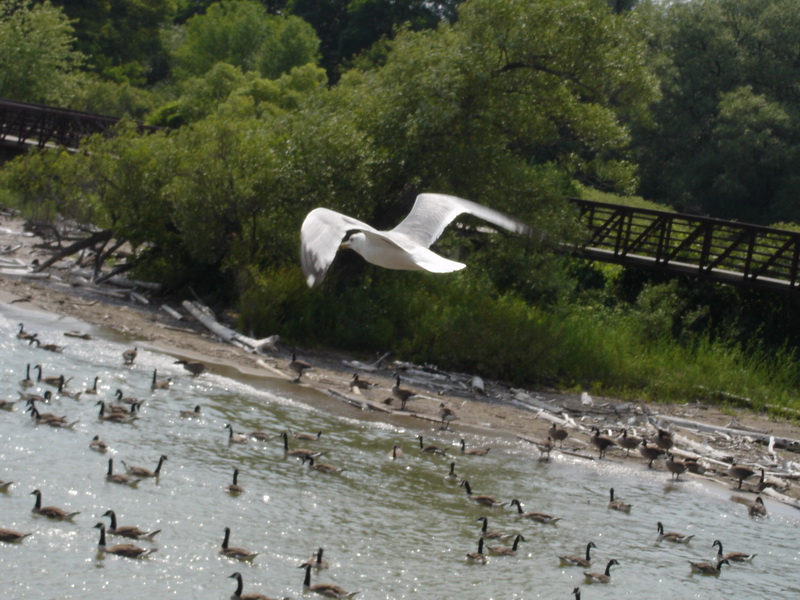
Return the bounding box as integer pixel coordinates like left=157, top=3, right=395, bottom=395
left=300, top=193, right=533, bottom=287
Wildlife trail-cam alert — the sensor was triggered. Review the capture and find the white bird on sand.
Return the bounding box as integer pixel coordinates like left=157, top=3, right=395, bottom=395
left=300, top=193, right=535, bottom=287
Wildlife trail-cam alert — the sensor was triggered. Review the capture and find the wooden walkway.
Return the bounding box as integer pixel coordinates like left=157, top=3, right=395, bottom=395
left=571, top=198, right=800, bottom=293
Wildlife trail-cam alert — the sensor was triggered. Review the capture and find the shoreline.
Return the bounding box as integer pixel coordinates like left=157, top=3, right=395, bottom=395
left=1, top=214, right=799, bottom=510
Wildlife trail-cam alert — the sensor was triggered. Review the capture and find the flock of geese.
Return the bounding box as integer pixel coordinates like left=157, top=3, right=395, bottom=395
left=0, top=320, right=776, bottom=598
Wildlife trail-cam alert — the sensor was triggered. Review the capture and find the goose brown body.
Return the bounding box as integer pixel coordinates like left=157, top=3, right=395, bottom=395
left=30, top=489, right=79, bottom=520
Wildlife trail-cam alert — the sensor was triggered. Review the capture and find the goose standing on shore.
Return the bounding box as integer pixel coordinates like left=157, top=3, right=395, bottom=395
left=590, top=427, right=616, bottom=459
left=174, top=359, right=206, bottom=376
left=665, top=454, right=688, bottom=481
left=615, top=429, right=642, bottom=456
left=288, top=353, right=311, bottom=383
left=300, top=193, right=536, bottom=287
left=122, top=347, right=138, bottom=365
left=639, top=440, right=665, bottom=468
left=728, top=464, right=756, bottom=490
left=548, top=423, right=568, bottom=448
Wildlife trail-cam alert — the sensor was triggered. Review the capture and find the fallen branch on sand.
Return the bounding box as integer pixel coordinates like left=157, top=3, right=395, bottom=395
left=181, top=300, right=279, bottom=354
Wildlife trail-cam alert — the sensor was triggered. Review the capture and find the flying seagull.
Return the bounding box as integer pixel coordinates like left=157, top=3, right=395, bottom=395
left=300, top=193, right=535, bottom=287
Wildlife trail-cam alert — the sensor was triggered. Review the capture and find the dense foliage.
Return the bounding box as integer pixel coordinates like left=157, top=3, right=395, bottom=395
left=2, top=0, right=800, bottom=412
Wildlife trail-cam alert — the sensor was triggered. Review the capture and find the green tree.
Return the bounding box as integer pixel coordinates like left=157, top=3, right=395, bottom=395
left=172, top=1, right=319, bottom=80
left=0, top=0, right=85, bottom=104
left=633, top=0, right=800, bottom=224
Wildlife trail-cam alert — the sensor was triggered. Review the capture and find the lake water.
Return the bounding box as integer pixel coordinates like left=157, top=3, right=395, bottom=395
left=0, top=302, right=798, bottom=599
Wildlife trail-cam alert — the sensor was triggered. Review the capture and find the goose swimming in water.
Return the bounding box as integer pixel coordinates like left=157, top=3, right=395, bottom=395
left=89, top=434, right=109, bottom=452
left=656, top=521, right=694, bottom=544
left=180, top=405, right=202, bottom=418
left=559, top=542, right=596, bottom=568
left=584, top=558, right=619, bottom=583
left=486, top=533, right=525, bottom=556
left=444, top=462, right=460, bottom=483
left=299, top=193, right=535, bottom=287
left=229, top=571, right=280, bottom=600
left=509, top=498, right=561, bottom=523
left=150, top=369, right=172, bottom=390
left=689, top=557, right=729, bottom=576
left=300, top=562, right=359, bottom=597
left=461, top=480, right=504, bottom=507
left=712, top=539, right=756, bottom=562
left=174, top=359, right=206, bottom=376
left=30, top=489, right=80, bottom=520
left=417, top=435, right=446, bottom=455
left=303, top=456, right=343, bottom=474
left=460, top=438, right=490, bottom=456
left=227, top=468, right=245, bottom=494
left=221, top=527, right=258, bottom=560
left=102, top=510, right=160, bottom=540
left=0, top=528, right=32, bottom=543
left=748, top=496, right=767, bottom=517
left=94, top=522, right=156, bottom=558
left=106, top=458, right=138, bottom=487
left=226, top=424, right=249, bottom=444
left=122, top=455, right=167, bottom=478
left=301, top=547, right=330, bottom=570
left=280, top=431, right=320, bottom=459
left=465, top=537, right=487, bottom=564
left=122, top=347, right=138, bottom=365
left=476, top=516, right=514, bottom=541
left=607, top=488, right=631, bottom=512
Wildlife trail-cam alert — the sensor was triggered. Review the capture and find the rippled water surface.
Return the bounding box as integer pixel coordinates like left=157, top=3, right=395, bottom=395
left=0, top=303, right=798, bottom=600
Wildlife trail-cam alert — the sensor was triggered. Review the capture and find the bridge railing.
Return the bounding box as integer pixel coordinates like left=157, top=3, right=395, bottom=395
left=0, top=98, right=155, bottom=150
left=571, top=198, right=800, bottom=293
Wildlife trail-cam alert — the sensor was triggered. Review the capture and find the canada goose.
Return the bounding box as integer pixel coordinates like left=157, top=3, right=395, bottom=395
left=180, top=405, right=202, bottom=418
left=303, top=456, right=343, bottom=474
left=748, top=496, right=767, bottom=517
left=302, top=547, right=330, bottom=570
left=226, top=424, right=249, bottom=444
left=0, top=480, right=14, bottom=492
left=638, top=440, right=665, bottom=468
left=89, top=435, right=109, bottom=452
left=390, top=376, right=417, bottom=410
left=246, top=429, right=274, bottom=441
left=26, top=401, right=66, bottom=424
left=654, top=428, right=674, bottom=451
left=466, top=537, right=487, bottom=564
left=486, top=534, right=525, bottom=556
left=106, top=458, right=138, bottom=486
left=607, top=488, right=631, bottom=512
left=29, top=337, right=64, bottom=353
left=122, top=455, right=167, bottom=478
left=174, top=359, right=206, bottom=376
left=64, top=330, right=92, bottom=340
left=712, top=539, right=756, bottom=562
left=288, top=353, right=311, bottom=383
left=16, top=323, right=35, bottom=341
left=280, top=431, right=320, bottom=458
left=476, top=516, right=514, bottom=541
left=34, top=364, right=63, bottom=387
left=656, top=521, right=694, bottom=543
left=84, top=376, right=99, bottom=395
left=590, top=427, right=616, bottom=459
left=572, top=588, right=581, bottom=600
left=151, top=369, right=172, bottom=391
left=461, top=480, right=504, bottom=507
left=19, top=389, right=52, bottom=404
left=227, top=468, right=245, bottom=494
left=96, top=400, right=134, bottom=423
left=0, top=528, right=31, bottom=543
left=728, top=463, right=756, bottom=489
left=300, top=562, right=359, bottom=598
left=0, top=398, right=17, bottom=410
left=122, top=347, right=138, bottom=365
left=548, top=423, right=568, bottom=448
left=94, top=522, right=156, bottom=558
left=114, top=388, right=139, bottom=405
left=534, top=436, right=555, bottom=459
left=221, top=527, right=258, bottom=560
left=55, top=375, right=81, bottom=399
left=558, top=542, right=596, bottom=567
left=20, top=363, right=34, bottom=388
left=683, top=457, right=706, bottom=474
left=689, top=557, right=729, bottom=576
left=350, top=373, right=372, bottom=390
left=584, top=558, right=619, bottom=583
left=665, top=453, right=687, bottom=481
left=293, top=430, right=322, bottom=441
left=102, top=509, right=160, bottom=540
left=30, top=489, right=80, bottom=520
left=616, top=429, right=642, bottom=456
left=460, top=438, right=490, bottom=456
left=509, top=498, right=561, bottom=523
left=439, top=403, right=457, bottom=430
left=389, top=444, right=404, bottom=460
left=229, top=571, right=279, bottom=600
left=444, top=462, right=460, bottom=482
left=417, top=435, right=447, bottom=455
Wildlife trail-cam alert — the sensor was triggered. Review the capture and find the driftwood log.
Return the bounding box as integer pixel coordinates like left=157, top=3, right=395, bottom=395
left=181, top=300, right=279, bottom=354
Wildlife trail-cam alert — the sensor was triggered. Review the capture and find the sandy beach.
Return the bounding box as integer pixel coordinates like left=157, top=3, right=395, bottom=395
left=2, top=211, right=799, bottom=508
